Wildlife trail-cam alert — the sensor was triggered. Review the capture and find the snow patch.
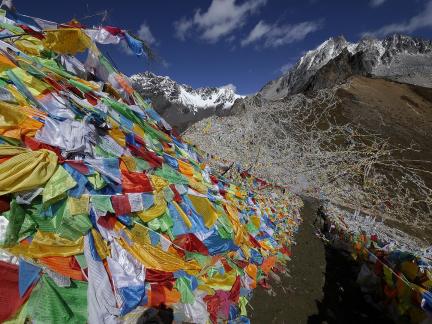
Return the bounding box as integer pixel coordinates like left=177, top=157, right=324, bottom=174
left=131, top=72, right=243, bottom=113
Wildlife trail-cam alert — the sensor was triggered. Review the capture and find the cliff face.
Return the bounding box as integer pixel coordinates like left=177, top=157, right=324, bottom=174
left=300, top=49, right=371, bottom=93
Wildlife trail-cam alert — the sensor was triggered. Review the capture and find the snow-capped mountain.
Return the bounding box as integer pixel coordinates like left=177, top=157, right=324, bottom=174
left=131, top=72, right=243, bottom=131
left=261, top=34, right=432, bottom=100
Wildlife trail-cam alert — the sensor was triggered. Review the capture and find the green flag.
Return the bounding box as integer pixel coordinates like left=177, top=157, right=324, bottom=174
left=43, top=166, right=77, bottom=207
left=90, top=195, right=114, bottom=213
left=175, top=277, right=195, bottom=304
left=27, top=275, right=88, bottom=324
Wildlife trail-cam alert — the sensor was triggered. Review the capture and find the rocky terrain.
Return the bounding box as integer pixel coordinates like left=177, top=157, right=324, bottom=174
left=130, top=72, right=243, bottom=131
left=260, top=34, right=432, bottom=100
left=184, top=34, right=432, bottom=247
left=131, top=35, right=432, bottom=134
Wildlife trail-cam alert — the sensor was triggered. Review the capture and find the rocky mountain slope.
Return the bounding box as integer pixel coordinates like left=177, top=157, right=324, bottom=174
left=261, top=34, right=432, bottom=100
left=131, top=72, right=242, bottom=131
left=184, top=34, right=432, bottom=246
left=185, top=75, right=432, bottom=244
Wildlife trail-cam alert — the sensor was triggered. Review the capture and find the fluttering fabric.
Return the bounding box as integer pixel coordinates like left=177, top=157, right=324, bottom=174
left=0, top=8, right=305, bottom=324
left=0, top=145, right=58, bottom=195
left=0, top=261, right=33, bottom=322
left=43, top=29, right=93, bottom=54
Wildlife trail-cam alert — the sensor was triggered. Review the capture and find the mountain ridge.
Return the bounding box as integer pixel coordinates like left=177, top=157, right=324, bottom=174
left=260, top=34, right=432, bottom=100
left=183, top=34, right=432, bottom=245
left=131, top=72, right=243, bottom=131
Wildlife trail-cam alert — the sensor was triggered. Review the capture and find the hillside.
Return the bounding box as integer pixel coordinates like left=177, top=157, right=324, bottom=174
left=185, top=75, right=432, bottom=244
left=185, top=33, right=432, bottom=247
left=336, top=76, right=432, bottom=157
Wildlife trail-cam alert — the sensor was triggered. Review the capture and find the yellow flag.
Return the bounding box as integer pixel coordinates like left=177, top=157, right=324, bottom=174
left=43, top=28, right=92, bottom=54
left=188, top=194, right=219, bottom=228
left=136, top=192, right=167, bottom=222
left=0, top=145, right=58, bottom=195
left=117, top=235, right=200, bottom=273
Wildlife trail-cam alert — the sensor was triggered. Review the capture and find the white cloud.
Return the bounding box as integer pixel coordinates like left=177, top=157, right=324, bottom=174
left=363, top=0, right=432, bottom=37
left=280, top=62, right=293, bottom=74
left=369, top=0, right=386, bottom=7
left=241, top=20, right=271, bottom=46
left=220, top=83, right=238, bottom=92
left=242, top=20, right=323, bottom=48
left=226, top=35, right=236, bottom=43
left=137, top=22, right=156, bottom=45
left=161, top=60, right=170, bottom=68
left=173, top=18, right=194, bottom=41
left=173, top=0, right=267, bottom=43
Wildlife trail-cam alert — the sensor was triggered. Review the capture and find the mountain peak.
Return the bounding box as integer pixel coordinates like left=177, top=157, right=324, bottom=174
left=261, top=34, right=432, bottom=100
left=131, top=72, right=243, bottom=131
left=324, top=35, right=349, bottom=46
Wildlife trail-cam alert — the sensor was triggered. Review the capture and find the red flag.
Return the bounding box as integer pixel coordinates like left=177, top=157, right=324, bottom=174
left=18, top=24, right=45, bottom=39
left=103, top=26, right=124, bottom=36
left=173, top=233, right=209, bottom=256
left=0, top=195, right=11, bottom=213
left=229, top=276, right=241, bottom=303
left=97, top=213, right=118, bottom=230
left=0, top=261, right=33, bottom=322
left=146, top=269, right=175, bottom=283
left=24, top=136, right=64, bottom=163
left=128, top=144, right=163, bottom=168
left=111, top=195, right=132, bottom=215
left=121, top=170, right=153, bottom=193
left=169, top=184, right=182, bottom=203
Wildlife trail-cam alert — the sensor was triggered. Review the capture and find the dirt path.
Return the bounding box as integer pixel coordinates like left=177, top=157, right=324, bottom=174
left=250, top=198, right=394, bottom=324
left=250, top=198, right=325, bottom=323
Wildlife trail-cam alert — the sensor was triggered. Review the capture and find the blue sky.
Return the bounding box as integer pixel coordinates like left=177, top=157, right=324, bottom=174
left=15, top=0, right=432, bottom=94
